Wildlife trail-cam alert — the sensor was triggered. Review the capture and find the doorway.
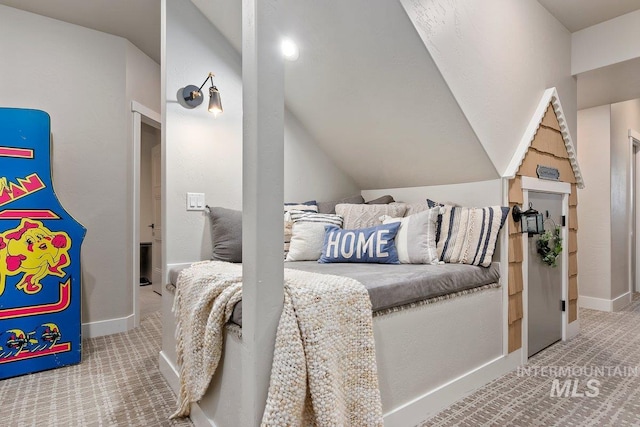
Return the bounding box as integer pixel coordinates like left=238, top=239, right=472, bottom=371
left=132, top=102, right=161, bottom=328
left=140, top=123, right=162, bottom=318
left=527, top=191, right=563, bottom=357
left=631, top=130, right=640, bottom=294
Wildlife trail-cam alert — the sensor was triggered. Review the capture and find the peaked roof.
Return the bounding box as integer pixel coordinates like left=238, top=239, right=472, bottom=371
left=504, top=88, right=584, bottom=188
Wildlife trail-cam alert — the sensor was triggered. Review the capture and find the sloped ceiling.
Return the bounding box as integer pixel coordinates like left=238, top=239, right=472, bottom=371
left=537, top=0, right=640, bottom=32
left=191, top=0, right=497, bottom=190
left=0, top=0, right=160, bottom=63
left=400, top=0, right=576, bottom=177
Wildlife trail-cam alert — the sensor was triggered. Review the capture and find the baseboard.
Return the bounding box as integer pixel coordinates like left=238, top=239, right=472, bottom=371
left=159, top=350, right=180, bottom=395
left=578, top=295, right=613, bottom=312
left=579, top=293, right=632, bottom=312
left=383, top=350, right=522, bottom=427
left=612, top=292, right=632, bottom=311
left=82, top=313, right=135, bottom=338
left=159, top=350, right=216, bottom=427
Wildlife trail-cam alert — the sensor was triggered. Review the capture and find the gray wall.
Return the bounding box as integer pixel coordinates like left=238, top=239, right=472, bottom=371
left=164, top=0, right=359, bottom=265
left=0, top=5, right=160, bottom=326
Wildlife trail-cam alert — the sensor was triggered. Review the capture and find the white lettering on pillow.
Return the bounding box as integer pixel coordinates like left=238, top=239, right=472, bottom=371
left=341, top=231, right=356, bottom=258
left=326, top=230, right=340, bottom=258
left=357, top=233, right=375, bottom=258
left=376, top=230, right=389, bottom=258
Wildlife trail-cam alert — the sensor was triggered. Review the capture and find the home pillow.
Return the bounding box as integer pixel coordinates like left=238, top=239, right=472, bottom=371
left=284, top=201, right=318, bottom=258
left=208, top=207, right=242, bottom=263
left=437, top=205, right=510, bottom=267
left=319, top=222, right=401, bottom=264
left=286, top=212, right=343, bottom=261
left=317, top=195, right=364, bottom=214
left=335, top=202, right=406, bottom=230
left=381, top=208, right=440, bottom=264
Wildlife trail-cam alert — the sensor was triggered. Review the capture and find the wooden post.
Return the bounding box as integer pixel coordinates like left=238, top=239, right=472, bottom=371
left=242, top=0, right=284, bottom=425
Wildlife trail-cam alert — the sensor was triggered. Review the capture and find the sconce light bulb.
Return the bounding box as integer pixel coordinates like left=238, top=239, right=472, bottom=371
left=208, top=86, right=223, bottom=117
left=281, top=38, right=299, bottom=61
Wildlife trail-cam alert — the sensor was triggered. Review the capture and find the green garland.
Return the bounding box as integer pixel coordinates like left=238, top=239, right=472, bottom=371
left=536, top=226, right=562, bottom=267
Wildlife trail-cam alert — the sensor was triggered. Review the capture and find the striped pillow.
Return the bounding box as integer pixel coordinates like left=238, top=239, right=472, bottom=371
left=288, top=210, right=343, bottom=226
left=381, top=208, right=440, bottom=264
left=437, top=205, right=509, bottom=267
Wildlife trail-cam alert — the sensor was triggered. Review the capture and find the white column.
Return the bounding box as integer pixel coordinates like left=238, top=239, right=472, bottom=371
left=241, top=0, right=284, bottom=425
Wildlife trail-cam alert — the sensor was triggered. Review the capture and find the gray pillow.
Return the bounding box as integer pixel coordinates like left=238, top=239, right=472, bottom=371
left=365, top=195, right=395, bottom=204
left=208, top=207, right=242, bottom=263
left=317, top=194, right=364, bottom=214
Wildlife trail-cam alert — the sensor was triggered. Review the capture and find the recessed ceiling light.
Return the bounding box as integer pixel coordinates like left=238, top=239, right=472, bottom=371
left=281, top=38, right=299, bottom=61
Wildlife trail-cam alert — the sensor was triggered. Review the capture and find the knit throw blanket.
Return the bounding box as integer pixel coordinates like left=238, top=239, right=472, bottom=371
left=171, top=261, right=383, bottom=426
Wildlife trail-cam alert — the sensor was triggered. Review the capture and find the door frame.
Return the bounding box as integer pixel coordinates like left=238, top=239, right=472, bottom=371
left=520, top=176, right=571, bottom=364
left=132, top=101, right=161, bottom=328
left=629, top=129, right=640, bottom=295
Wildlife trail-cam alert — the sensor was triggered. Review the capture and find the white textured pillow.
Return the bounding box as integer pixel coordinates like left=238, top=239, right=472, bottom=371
left=285, top=213, right=343, bottom=261
left=404, top=202, right=430, bottom=217
left=382, top=208, right=440, bottom=264
left=336, top=203, right=406, bottom=230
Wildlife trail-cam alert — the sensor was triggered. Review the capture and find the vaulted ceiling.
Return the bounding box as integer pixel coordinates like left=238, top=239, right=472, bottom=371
left=0, top=0, right=161, bottom=63
left=192, top=0, right=498, bottom=189
left=4, top=0, right=640, bottom=187
left=537, top=0, right=640, bottom=32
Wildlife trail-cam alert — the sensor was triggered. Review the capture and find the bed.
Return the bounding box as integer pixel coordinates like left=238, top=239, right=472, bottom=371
left=168, top=261, right=500, bottom=327
left=159, top=179, right=520, bottom=426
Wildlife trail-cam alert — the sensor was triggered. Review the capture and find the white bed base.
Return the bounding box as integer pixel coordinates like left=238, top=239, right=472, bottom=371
left=159, top=179, right=522, bottom=426
left=160, top=286, right=521, bottom=426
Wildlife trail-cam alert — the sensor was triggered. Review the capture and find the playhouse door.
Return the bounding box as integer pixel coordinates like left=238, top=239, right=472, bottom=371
left=528, top=191, right=563, bottom=357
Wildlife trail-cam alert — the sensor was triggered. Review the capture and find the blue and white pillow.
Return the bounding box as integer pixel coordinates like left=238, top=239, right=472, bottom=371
left=319, top=223, right=401, bottom=264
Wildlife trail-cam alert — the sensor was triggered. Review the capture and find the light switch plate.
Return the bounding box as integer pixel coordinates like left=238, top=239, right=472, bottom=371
left=186, top=192, right=205, bottom=211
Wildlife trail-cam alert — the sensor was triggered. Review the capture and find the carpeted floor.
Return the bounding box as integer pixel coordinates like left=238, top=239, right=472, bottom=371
left=0, top=310, right=192, bottom=427
left=3, top=295, right=640, bottom=426
left=421, top=294, right=640, bottom=426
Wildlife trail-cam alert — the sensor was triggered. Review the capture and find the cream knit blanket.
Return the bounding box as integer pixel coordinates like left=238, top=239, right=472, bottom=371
left=171, top=261, right=383, bottom=426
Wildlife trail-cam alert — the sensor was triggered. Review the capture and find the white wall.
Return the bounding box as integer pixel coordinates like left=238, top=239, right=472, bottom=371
left=401, top=0, right=577, bottom=175
left=610, top=99, right=640, bottom=299
left=577, top=105, right=612, bottom=300
left=165, top=0, right=359, bottom=264
left=572, top=10, right=640, bottom=75
left=578, top=99, right=640, bottom=305
left=0, top=5, right=160, bottom=328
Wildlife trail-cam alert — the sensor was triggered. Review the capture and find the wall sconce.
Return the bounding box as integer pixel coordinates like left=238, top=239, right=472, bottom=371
left=512, top=203, right=543, bottom=235
left=181, top=72, right=223, bottom=117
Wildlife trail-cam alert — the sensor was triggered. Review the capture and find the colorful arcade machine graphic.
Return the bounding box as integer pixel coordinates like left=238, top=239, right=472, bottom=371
left=0, top=108, right=85, bottom=380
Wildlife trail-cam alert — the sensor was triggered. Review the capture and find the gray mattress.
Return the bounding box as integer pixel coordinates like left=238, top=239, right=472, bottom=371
left=170, top=261, right=500, bottom=326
